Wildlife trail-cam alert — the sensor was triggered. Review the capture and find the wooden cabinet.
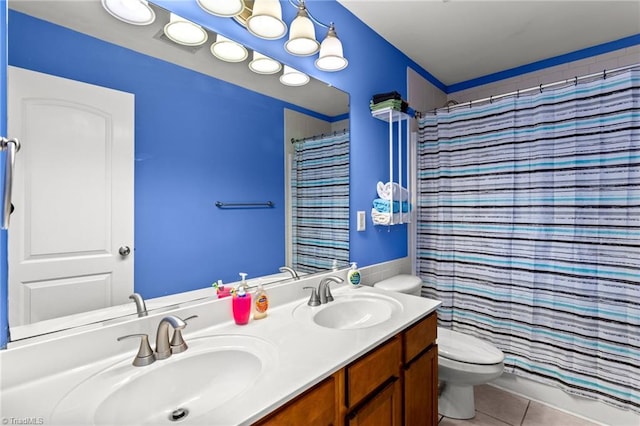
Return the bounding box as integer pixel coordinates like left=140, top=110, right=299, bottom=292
left=346, top=337, right=401, bottom=408
left=253, top=313, right=437, bottom=426
left=404, top=346, right=438, bottom=426
left=403, top=313, right=438, bottom=426
left=346, top=337, right=402, bottom=426
left=347, top=378, right=402, bottom=426
left=254, top=371, right=345, bottom=426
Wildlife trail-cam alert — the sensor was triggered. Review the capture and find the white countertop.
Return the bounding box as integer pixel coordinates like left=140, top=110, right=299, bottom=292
left=0, top=275, right=440, bottom=425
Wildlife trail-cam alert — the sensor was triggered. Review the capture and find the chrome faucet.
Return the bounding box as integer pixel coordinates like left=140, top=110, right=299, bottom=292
left=129, top=293, right=147, bottom=317
left=318, top=276, right=344, bottom=304
left=279, top=266, right=299, bottom=280
left=155, top=315, right=186, bottom=360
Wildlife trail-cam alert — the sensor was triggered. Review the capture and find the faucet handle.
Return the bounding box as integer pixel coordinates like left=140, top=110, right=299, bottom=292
left=117, top=333, right=155, bottom=367
left=303, top=286, right=321, bottom=307
left=170, top=315, right=198, bottom=354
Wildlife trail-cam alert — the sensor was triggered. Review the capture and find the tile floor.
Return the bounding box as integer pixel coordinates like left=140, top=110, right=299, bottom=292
left=438, top=384, right=599, bottom=426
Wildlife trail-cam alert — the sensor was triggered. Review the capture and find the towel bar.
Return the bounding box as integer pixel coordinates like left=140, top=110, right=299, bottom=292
left=215, top=201, right=274, bottom=208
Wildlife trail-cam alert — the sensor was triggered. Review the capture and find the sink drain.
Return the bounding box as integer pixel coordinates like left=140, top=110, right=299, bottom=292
left=168, top=408, right=189, bottom=422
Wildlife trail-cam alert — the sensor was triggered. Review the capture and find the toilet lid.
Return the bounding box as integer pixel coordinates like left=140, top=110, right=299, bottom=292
left=437, top=327, right=504, bottom=365
left=374, top=274, right=422, bottom=293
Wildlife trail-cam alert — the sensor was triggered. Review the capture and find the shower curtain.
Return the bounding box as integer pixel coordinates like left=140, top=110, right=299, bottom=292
left=291, top=131, right=349, bottom=273
left=416, top=68, right=639, bottom=412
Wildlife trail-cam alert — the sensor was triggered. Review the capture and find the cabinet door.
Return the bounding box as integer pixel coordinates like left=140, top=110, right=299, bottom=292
left=348, top=378, right=402, bottom=426
left=404, top=345, right=438, bottom=426
left=254, top=371, right=344, bottom=426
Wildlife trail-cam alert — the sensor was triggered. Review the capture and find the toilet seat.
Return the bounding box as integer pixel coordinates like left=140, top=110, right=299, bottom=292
left=438, top=327, right=504, bottom=365
left=374, top=274, right=422, bottom=295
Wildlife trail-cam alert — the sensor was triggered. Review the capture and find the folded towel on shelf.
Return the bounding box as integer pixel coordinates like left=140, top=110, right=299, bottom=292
left=370, top=99, right=403, bottom=110
left=377, top=181, right=409, bottom=202
left=370, top=99, right=409, bottom=113
left=372, top=91, right=402, bottom=104
left=371, top=208, right=411, bottom=226
left=373, top=198, right=411, bottom=213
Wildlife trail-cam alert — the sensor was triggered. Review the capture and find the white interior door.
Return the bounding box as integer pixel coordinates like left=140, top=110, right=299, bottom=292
left=7, top=66, right=134, bottom=326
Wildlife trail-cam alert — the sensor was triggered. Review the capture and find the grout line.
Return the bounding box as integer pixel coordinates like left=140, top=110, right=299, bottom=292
left=520, top=400, right=531, bottom=426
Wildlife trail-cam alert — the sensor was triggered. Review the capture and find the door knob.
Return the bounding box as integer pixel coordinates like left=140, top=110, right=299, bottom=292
left=119, top=246, right=131, bottom=256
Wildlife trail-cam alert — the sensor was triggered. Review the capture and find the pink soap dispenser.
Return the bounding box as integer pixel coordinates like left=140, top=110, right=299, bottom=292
left=232, top=273, right=252, bottom=325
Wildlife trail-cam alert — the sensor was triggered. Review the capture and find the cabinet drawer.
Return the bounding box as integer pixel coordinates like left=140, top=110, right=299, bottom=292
left=347, top=336, right=401, bottom=408
left=403, top=313, right=437, bottom=364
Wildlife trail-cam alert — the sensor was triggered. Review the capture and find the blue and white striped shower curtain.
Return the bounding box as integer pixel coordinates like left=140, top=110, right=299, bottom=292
left=417, top=68, right=639, bottom=412
left=292, top=131, right=349, bottom=273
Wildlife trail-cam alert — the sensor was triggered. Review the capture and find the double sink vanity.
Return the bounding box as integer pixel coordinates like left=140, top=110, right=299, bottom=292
left=0, top=270, right=441, bottom=425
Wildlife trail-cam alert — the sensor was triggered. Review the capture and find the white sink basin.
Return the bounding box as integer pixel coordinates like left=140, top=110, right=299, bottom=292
left=51, top=335, right=278, bottom=425
left=293, top=289, right=403, bottom=330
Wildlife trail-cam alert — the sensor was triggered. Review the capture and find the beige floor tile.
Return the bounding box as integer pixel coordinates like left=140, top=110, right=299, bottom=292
left=522, top=401, right=599, bottom=426
left=439, top=411, right=512, bottom=426
left=474, top=384, right=530, bottom=425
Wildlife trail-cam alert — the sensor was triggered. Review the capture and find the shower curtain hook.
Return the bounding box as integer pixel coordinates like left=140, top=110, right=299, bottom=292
left=468, top=100, right=472, bottom=109
left=539, top=84, right=543, bottom=93
left=516, top=89, right=520, bottom=98
left=490, top=95, right=493, bottom=104
left=603, top=69, right=607, bottom=79
left=574, top=76, right=578, bottom=86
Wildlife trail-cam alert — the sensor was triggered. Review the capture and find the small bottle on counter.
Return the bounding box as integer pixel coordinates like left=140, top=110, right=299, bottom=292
left=347, top=262, right=361, bottom=286
left=253, top=280, right=269, bottom=320
left=232, top=273, right=252, bottom=325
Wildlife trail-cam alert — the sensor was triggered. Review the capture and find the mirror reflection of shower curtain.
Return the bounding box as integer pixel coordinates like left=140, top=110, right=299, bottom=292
left=292, top=131, right=349, bottom=273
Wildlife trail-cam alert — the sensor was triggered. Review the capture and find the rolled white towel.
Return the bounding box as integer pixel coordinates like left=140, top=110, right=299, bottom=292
left=376, top=181, right=409, bottom=202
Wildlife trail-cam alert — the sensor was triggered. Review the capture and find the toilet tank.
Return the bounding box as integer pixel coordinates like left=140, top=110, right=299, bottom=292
left=374, top=274, right=422, bottom=296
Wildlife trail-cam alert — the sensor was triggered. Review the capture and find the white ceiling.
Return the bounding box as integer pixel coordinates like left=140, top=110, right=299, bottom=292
left=338, top=0, right=640, bottom=87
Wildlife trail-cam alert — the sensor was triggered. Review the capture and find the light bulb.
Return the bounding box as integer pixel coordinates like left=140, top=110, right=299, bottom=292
left=246, top=0, right=287, bottom=40
left=285, top=3, right=319, bottom=56
left=280, top=66, right=310, bottom=86
left=315, top=25, right=348, bottom=72
left=249, top=51, right=282, bottom=74
left=211, top=35, right=248, bottom=62
left=164, top=13, right=208, bottom=46
left=101, top=0, right=155, bottom=25
left=197, top=0, right=244, bottom=17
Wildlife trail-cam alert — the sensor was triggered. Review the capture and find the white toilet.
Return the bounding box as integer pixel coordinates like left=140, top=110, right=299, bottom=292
left=374, top=274, right=505, bottom=420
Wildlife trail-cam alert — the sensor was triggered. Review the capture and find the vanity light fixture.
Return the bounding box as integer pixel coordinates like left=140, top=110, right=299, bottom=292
left=101, top=0, right=155, bottom=25
left=246, top=0, right=287, bottom=40
left=279, top=65, right=310, bottom=86
left=197, top=0, right=245, bottom=17
left=315, top=24, right=348, bottom=72
left=211, top=34, right=249, bottom=62
left=164, top=13, right=208, bottom=46
left=284, top=0, right=319, bottom=56
left=249, top=51, right=282, bottom=74
left=214, top=0, right=348, bottom=71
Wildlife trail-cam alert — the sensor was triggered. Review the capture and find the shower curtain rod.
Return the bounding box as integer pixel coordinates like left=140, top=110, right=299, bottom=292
left=290, top=128, right=349, bottom=144
left=428, top=63, right=639, bottom=114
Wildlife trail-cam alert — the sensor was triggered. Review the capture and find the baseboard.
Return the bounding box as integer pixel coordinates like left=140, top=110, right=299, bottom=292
left=490, top=373, right=639, bottom=426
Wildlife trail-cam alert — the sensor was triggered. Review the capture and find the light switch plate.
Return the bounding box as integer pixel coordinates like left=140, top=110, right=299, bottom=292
left=357, top=211, right=366, bottom=231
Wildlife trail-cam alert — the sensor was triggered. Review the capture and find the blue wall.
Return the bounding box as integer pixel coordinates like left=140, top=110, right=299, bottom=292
left=8, top=11, right=294, bottom=298
left=154, top=0, right=421, bottom=270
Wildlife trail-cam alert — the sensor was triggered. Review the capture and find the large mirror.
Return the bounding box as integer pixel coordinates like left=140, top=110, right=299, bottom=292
left=6, top=0, right=349, bottom=342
